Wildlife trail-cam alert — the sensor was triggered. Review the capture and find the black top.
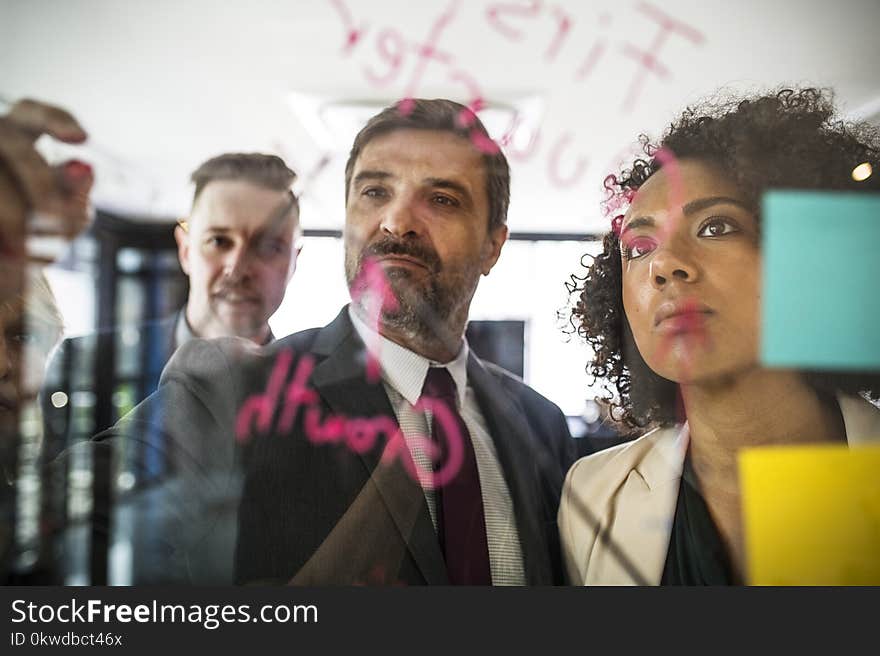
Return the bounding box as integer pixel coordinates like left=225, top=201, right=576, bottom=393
left=661, top=454, right=736, bottom=585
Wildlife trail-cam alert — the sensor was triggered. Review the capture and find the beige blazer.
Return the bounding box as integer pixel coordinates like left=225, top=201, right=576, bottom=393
left=558, top=394, right=880, bottom=585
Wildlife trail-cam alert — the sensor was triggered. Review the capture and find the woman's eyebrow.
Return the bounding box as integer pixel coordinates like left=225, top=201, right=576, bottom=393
left=682, top=196, right=752, bottom=215
left=620, top=216, right=655, bottom=238
left=620, top=197, right=752, bottom=237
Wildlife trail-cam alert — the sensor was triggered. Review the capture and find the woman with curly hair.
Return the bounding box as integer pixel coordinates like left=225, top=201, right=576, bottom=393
left=558, top=88, right=880, bottom=585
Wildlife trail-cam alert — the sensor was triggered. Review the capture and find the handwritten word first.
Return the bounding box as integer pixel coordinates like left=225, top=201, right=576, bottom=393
left=329, top=0, right=706, bottom=190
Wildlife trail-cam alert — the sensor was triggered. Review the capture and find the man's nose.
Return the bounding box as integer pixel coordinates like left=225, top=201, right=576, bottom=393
left=223, top=245, right=254, bottom=280
left=380, top=195, right=422, bottom=239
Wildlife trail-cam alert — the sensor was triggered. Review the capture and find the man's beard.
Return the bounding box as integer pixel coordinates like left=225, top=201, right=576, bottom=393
left=345, top=236, right=479, bottom=345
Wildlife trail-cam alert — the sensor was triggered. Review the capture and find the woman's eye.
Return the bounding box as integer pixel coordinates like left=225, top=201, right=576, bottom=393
left=622, top=236, right=657, bottom=260
left=698, top=217, right=739, bottom=237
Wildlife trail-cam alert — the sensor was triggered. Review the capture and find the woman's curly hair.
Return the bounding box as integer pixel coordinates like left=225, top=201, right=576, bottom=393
left=570, top=87, right=880, bottom=432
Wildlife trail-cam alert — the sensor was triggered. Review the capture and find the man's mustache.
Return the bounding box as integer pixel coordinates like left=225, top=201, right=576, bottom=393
left=362, top=237, right=441, bottom=272
left=0, top=381, right=18, bottom=412
left=212, top=283, right=260, bottom=299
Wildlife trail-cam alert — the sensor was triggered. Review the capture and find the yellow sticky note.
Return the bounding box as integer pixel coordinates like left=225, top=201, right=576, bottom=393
left=740, top=444, right=880, bottom=585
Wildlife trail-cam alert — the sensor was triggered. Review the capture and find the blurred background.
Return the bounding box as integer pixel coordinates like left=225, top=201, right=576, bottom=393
left=3, top=0, right=879, bottom=419
left=1, top=0, right=879, bottom=583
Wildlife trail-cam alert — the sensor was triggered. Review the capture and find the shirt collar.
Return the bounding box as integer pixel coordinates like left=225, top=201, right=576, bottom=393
left=175, top=307, right=275, bottom=348
left=348, top=305, right=469, bottom=407
left=174, top=309, right=196, bottom=349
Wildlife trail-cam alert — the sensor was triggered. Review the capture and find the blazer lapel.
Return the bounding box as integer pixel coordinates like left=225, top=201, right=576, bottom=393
left=838, top=393, right=880, bottom=446
left=590, top=475, right=680, bottom=585
left=466, top=354, right=554, bottom=584
left=585, top=399, right=880, bottom=586
left=588, top=426, right=688, bottom=585
left=309, top=308, right=448, bottom=584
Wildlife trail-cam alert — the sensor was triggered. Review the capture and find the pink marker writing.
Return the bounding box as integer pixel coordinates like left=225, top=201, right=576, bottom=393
left=619, top=2, right=705, bottom=112
left=236, top=348, right=466, bottom=490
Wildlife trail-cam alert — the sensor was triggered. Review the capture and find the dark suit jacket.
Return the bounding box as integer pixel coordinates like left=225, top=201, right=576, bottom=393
left=84, top=306, right=575, bottom=585
left=41, top=313, right=179, bottom=461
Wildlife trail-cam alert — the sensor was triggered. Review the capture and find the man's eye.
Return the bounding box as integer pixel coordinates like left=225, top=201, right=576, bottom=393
left=431, top=194, right=459, bottom=207
left=362, top=187, right=387, bottom=199
left=6, top=331, right=34, bottom=346
left=206, top=236, right=232, bottom=248
left=258, top=239, right=287, bottom=256
left=697, top=217, right=740, bottom=237
left=621, top=236, right=657, bottom=260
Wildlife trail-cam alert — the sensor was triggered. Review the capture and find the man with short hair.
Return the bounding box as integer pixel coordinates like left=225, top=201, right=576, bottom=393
left=176, top=153, right=302, bottom=346
left=86, top=98, right=576, bottom=585
left=43, top=153, right=301, bottom=448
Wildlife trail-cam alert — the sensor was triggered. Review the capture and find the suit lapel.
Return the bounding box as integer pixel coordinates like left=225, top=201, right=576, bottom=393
left=466, top=354, right=554, bottom=584
left=309, top=308, right=448, bottom=584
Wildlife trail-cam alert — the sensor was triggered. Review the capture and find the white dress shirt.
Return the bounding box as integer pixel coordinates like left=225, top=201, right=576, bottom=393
left=348, top=307, right=526, bottom=585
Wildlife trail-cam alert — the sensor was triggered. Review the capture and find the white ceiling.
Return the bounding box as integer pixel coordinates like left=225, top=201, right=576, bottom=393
left=2, top=0, right=879, bottom=233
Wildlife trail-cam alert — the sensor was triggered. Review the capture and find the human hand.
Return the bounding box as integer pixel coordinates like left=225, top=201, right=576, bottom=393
left=0, top=98, right=94, bottom=261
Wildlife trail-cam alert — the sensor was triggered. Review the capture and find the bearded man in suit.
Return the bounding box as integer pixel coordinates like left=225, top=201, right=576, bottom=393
left=65, top=98, right=576, bottom=585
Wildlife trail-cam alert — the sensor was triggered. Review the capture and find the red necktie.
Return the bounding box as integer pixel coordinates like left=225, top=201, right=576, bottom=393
left=421, top=367, right=492, bottom=585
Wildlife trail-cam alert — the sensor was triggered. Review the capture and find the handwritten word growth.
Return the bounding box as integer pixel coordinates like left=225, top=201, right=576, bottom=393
left=235, top=348, right=466, bottom=490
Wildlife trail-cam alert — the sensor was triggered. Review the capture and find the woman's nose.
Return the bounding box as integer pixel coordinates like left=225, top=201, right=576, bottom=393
left=649, top=242, right=700, bottom=288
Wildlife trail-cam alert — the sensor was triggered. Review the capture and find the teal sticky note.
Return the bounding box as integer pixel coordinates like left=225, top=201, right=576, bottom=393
left=761, top=191, right=880, bottom=370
